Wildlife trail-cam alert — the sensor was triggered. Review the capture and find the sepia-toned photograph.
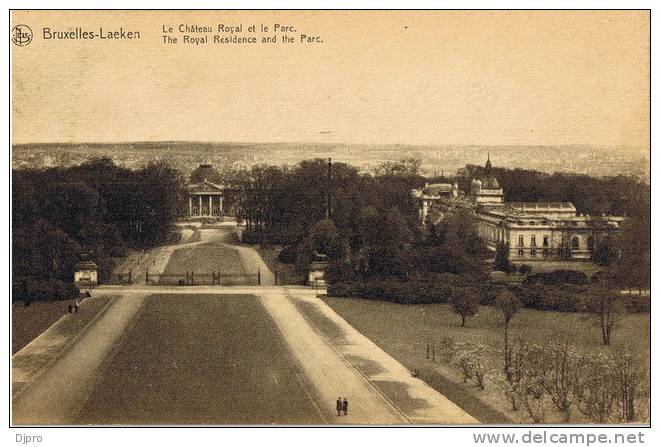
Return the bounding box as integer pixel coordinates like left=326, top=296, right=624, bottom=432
left=10, top=9, right=650, bottom=428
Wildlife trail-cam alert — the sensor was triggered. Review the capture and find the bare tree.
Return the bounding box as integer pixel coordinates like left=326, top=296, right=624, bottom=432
left=577, top=352, right=617, bottom=423
left=584, top=288, right=626, bottom=345
left=611, top=349, right=646, bottom=422
left=451, top=343, right=490, bottom=390
left=539, top=339, right=585, bottom=421
left=514, top=343, right=547, bottom=423
left=496, top=289, right=521, bottom=383
left=550, top=221, right=574, bottom=260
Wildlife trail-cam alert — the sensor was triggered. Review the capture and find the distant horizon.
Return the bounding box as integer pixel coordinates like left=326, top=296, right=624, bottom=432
left=11, top=140, right=650, bottom=150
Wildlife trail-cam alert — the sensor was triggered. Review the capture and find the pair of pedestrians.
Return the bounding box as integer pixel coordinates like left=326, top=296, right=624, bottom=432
left=336, top=397, right=348, bottom=417
left=68, top=299, right=80, bottom=314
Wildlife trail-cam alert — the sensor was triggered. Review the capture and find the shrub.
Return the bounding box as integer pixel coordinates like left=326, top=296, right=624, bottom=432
left=241, top=229, right=260, bottom=245
left=538, top=341, right=584, bottom=421
left=277, top=245, right=298, bottom=264
left=518, top=264, right=533, bottom=275
left=437, top=336, right=457, bottom=362
left=576, top=349, right=648, bottom=423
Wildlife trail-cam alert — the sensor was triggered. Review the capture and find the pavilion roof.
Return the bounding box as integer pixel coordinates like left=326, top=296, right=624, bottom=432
left=188, top=179, right=225, bottom=193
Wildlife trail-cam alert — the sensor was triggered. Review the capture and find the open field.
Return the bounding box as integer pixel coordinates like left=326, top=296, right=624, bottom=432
left=76, top=294, right=323, bottom=424
left=158, top=240, right=258, bottom=285
left=322, top=296, right=650, bottom=424
left=162, top=243, right=245, bottom=275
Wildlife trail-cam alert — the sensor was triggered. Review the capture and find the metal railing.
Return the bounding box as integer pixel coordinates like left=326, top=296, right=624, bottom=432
left=146, top=269, right=261, bottom=286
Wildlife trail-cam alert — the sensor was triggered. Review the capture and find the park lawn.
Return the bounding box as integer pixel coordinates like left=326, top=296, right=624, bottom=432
left=77, top=294, right=323, bottom=424
left=12, top=300, right=70, bottom=354
left=322, top=296, right=650, bottom=424
left=12, top=296, right=113, bottom=354
left=161, top=242, right=246, bottom=276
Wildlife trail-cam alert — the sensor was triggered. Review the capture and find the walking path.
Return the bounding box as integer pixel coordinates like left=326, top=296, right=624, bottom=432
left=12, top=226, right=475, bottom=425
left=285, top=287, right=478, bottom=424
left=259, top=289, right=407, bottom=424
left=12, top=295, right=148, bottom=425
left=14, top=285, right=476, bottom=425
left=12, top=295, right=114, bottom=397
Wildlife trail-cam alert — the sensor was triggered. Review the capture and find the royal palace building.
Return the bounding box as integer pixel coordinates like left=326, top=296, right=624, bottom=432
left=412, top=157, right=624, bottom=263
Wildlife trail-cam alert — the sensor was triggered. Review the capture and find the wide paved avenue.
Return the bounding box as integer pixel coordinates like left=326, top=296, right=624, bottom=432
left=77, top=294, right=323, bottom=424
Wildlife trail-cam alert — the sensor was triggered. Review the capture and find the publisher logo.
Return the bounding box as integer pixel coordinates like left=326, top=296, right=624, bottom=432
left=11, top=25, right=33, bottom=46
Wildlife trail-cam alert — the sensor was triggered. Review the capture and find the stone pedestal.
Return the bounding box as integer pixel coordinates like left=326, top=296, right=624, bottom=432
left=307, top=261, right=329, bottom=286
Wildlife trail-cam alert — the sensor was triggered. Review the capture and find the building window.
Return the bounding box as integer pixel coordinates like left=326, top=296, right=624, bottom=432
left=587, top=236, right=595, bottom=252
left=518, top=249, right=524, bottom=257
left=571, top=236, right=580, bottom=249
left=543, top=235, right=549, bottom=247
left=518, top=235, right=524, bottom=246
left=531, top=235, right=536, bottom=246
left=530, top=249, right=537, bottom=257
left=543, top=249, right=549, bottom=257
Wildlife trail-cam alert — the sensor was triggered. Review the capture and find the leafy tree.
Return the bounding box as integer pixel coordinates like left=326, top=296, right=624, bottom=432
left=295, top=219, right=347, bottom=273
left=609, top=213, right=650, bottom=291
left=495, top=242, right=512, bottom=273
left=449, top=288, right=480, bottom=327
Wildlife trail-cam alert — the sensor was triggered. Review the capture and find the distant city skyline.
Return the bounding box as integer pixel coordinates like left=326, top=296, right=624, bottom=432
left=12, top=141, right=650, bottom=184
left=12, top=11, right=649, bottom=148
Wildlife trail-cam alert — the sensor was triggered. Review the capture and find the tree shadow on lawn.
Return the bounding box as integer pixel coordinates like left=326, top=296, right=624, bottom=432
left=417, top=368, right=512, bottom=424
left=370, top=379, right=433, bottom=416
left=294, top=300, right=348, bottom=345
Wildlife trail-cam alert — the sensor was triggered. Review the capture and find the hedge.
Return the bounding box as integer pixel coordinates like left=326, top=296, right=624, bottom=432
left=277, top=245, right=298, bottom=264
left=620, top=294, right=651, bottom=313
left=328, top=277, right=453, bottom=304
left=12, top=277, right=80, bottom=304
left=523, top=269, right=589, bottom=286
left=509, top=284, right=584, bottom=312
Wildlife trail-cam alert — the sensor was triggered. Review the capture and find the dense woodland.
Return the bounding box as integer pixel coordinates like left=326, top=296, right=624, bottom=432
left=11, top=156, right=650, bottom=303
left=226, top=159, right=649, bottom=291
left=12, top=158, right=185, bottom=301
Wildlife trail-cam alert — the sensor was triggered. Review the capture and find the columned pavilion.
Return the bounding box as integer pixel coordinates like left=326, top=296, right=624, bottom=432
left=187, top=179, right=225, bottom=218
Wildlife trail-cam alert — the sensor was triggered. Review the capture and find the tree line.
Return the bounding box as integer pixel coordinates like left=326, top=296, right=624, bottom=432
left=13, top=158, right=185, bottom=301
left=225, top=158, right=424, bottom=249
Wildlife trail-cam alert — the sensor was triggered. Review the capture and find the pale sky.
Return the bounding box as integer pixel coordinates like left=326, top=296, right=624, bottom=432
left=11, top=10, right=649, bottom=146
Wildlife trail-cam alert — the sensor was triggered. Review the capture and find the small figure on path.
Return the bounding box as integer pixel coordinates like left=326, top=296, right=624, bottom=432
left=336, top=397, right=342, bottom=417
left=73, top=299, right=80, bottom=313
left=342, top=398, right=348, bottom=416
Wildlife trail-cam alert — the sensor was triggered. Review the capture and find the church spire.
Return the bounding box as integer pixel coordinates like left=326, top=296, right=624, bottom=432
left=485, top=151, right=492, bottom=174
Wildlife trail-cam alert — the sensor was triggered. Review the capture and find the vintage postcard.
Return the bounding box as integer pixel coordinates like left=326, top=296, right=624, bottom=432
left=10, top=10, right=650, bottom=429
